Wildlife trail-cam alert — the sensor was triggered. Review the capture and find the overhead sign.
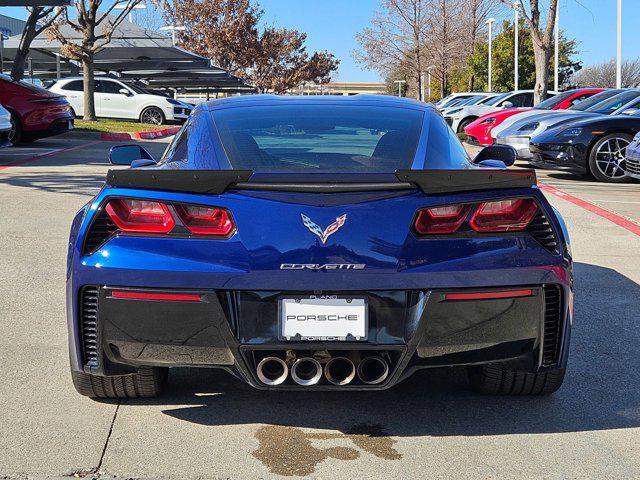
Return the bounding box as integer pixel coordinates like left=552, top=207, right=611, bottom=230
left=0, top=0, right=71, bottom=5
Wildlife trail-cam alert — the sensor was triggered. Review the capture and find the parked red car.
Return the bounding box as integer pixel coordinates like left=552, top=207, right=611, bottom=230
left=0, top=74, right=74, bottom=144
left=464, top=88, right=605, bottom=145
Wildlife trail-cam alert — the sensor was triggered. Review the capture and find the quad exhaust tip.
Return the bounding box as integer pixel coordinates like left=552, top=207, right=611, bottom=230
left=357, top=356, right=390, bottom=385
left=324, top=357, right=357, bottom=386
left=291, top=357, right=323, bottom=386
left=256, top=356, right=289, bottom=386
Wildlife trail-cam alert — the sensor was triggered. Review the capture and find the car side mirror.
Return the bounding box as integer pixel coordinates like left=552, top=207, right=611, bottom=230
left=108, top=145, right=155, bottom=166
left=118, top=88, right=131, bottom=96
left=473, top=145, right=516, bottom=167
left=501, top=101, right=514, bottom=109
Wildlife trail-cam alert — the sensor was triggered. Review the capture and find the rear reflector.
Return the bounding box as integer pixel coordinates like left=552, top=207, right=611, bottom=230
left=105, top=199, right=175, bottom=233
left=111, top=290, right=203, bottom=302
left=444, top=289, right=533, bottom=301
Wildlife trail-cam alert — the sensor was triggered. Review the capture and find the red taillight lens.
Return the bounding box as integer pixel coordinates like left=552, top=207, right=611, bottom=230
left=174, top=204, right=235, bottom=236
left=470, top=199, right=538, bottom=232
left=414, top=204, right=471, bottom=234
left=105, top=198, right=175, bottom=233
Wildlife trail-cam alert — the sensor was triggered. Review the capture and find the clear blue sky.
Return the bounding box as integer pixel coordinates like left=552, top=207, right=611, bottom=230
left=1, top=0, right=638, bottom=82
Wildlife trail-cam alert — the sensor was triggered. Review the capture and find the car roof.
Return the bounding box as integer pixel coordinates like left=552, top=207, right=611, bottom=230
left=201, top=94, right=434, bottom=111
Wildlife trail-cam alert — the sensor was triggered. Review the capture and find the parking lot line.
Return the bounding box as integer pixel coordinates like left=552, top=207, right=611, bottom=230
left=0, top=140, right=102, bottom=171
left=540, top=183, right=640, bottom=236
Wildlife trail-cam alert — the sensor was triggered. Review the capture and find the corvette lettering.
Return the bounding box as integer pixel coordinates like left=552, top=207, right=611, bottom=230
left=280, top=264, right=366, bottom=270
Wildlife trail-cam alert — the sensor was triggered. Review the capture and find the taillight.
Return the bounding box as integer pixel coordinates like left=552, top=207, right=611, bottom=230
left=174, top=204, right=235, bottom=236
left=105, top=199, right=175, bottom=233
left=470, top=199, right=538, bottom=232
left=414, top=198, right=538, bottom=236
left=414, top=205, right=470, bottom=234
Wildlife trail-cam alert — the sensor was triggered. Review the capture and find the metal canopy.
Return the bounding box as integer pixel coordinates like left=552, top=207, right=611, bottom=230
left=1, top=16, right=253, bottom=91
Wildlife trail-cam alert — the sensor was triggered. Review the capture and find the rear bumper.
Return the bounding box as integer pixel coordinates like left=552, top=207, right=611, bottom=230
left=70, top=280, right=572, bottom=390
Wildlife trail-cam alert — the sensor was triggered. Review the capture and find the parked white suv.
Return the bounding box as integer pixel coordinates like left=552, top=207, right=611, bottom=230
left=49, top=77, right=192, bottom=124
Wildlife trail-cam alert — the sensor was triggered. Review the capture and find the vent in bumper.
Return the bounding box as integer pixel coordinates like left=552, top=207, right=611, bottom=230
left=83, top=209, right=118, bottom=254
left=80, top=286, right=100, bottom=368
left=527, top=210, right=559, bottom=254
left=542, top=284, right=563, bottom=367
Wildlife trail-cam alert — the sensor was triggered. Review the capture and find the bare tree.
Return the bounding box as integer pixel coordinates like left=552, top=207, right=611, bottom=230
left=47, top=0, right=144, bottom=121
left=424, top=0, right=466, bottom=98
left=354, top=0, right=429, bottom=100
left=575, top=58, right=640, bottom=89
left=11, top=7, right=63, bottom=81
left=511, top=0, right=559, bottom=104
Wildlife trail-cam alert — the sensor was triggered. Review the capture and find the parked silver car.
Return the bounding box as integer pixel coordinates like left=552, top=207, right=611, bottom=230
left=494, top=89, right=640, bottom=159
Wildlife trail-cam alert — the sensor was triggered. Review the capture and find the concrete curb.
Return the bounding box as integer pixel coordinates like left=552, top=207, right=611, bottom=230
left=59, top=126, right=181, bottom=142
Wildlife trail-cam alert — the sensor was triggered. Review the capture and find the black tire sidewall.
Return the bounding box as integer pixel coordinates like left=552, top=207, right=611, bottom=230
left=457, top=117, right=475, bottom=133
left=588, top=133, right=632, bottom=183
left=8, top=111, right=22, bottom=144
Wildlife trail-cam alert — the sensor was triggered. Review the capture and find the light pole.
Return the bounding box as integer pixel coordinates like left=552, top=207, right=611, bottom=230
left=554, top=2, right=559, bottom=92
left=114, top=1, right=147, bottom=23
left=427, top=65, right=435, bottom=101
left=616, top=0, right=622, bottom=88
left=0, top=34, right=5, bottom=75
left=394, top=80, right=406, bottom=97
left=513, top=1, right=519, bottom=90
left=486, top=18, right=495, bottom=92
left=160, top=25, right=186, bottom=46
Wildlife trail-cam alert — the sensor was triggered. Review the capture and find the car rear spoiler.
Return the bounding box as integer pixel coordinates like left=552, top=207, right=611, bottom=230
left=106, top=168, right=536, bottom=195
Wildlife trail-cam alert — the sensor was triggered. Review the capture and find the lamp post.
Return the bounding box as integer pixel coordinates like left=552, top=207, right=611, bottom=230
left=486, top=18, right=495, bottom=92
left=0, top=33, right=5, bottom=75
left=160, top=25, right=186, bottom=46
left=394, top=80, right=406, bottom=97
left=554, top=2, right=560, bottom=91
left=616, top=0, right=622, bottom=88
left=114, top=1, right=147, bottom=23
left=513, top=1, right=519, bottom=90
left=427, top=65, right=435, bottom=101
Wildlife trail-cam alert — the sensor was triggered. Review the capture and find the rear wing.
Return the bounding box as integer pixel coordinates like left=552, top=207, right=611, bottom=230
left=106, top=168, right=536, bottom=195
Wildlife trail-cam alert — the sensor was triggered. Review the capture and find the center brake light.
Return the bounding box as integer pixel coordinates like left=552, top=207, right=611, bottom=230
left=414, top=198, right=538, bottom=235
left=104, top=198, right=234, bottom=237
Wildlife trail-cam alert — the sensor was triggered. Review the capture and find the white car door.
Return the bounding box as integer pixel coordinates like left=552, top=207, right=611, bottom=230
left=96, top=80, right=135, bottom=119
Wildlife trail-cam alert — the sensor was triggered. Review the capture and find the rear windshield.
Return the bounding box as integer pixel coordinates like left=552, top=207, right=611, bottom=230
left=212, top=105, right=424, bottom=172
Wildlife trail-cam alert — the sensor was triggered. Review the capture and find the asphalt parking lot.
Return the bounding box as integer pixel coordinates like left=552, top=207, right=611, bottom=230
left=1, top=135, right=639, bottom=479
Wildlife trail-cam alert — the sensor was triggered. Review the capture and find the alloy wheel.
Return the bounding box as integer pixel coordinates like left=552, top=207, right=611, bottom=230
left=141, top=108, right=163, bottom=125
left=594, top=137, right=630, bottom=179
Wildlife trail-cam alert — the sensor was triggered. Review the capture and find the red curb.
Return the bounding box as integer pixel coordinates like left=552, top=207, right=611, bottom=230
left=540, top=183, right=640, bottom=237
left=100, top=126, right=181, bottom=141
left=0, top=140, right=103, bottom=171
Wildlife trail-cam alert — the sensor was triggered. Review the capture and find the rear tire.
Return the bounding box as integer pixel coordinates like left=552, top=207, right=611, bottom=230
left=587, top=133, right=632, bottom=183
left=468, top=365, right=565, bottom=396
left=457, top=117, right=476, bottom=133
left=71, top=367, right=167, bottom=399
left=8, top=111, right=22, bottom=144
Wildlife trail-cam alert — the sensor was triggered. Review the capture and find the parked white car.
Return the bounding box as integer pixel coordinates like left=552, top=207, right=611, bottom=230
left=444, top=90, right=548, bottom=133
left=49, top=77, right=192, bottom=124
left=0, top=104, right=11, bottom=147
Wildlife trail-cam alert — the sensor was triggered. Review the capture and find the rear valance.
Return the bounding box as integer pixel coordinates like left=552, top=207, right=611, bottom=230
left=105, top=168, right=536, bottom=195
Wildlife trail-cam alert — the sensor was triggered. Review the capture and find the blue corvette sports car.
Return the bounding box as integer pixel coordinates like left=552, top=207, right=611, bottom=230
left=66, top=95, right=573, bottom=398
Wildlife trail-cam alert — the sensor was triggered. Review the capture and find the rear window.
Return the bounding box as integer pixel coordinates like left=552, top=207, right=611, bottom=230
left=212, top=105, right=424, bottom=172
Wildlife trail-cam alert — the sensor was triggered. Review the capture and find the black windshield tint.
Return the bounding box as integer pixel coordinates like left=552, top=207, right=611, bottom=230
left=536, top=90, right=575, bottom=109
left=213, top=105, right=424, bottom=172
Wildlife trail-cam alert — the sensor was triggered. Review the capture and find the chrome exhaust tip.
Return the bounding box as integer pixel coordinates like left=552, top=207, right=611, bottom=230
left=291, top=357, right=323, bottom=386
left=324, top=357, right=356, bottom=386
left=256, top=356, right=288, bottom=386
left=357, top=356, right=390, bottom=385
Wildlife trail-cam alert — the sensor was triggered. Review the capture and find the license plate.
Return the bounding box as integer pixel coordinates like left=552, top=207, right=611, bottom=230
left=279, top=296, right=367, bottom=341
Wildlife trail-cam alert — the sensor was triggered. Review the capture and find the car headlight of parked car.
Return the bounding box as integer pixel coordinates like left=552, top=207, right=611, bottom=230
left=480, top=117, right=496, bottom=125
left=556, top=127, right=583, bottom=138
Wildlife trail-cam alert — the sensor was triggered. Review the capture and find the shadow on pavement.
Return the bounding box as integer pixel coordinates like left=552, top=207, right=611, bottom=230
left=114, top=262, right=640, bottom=439
left=0, top=172, right=106, bottom=196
